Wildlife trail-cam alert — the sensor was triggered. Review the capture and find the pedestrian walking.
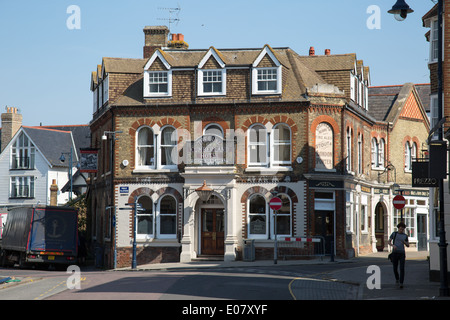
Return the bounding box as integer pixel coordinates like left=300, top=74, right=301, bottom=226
left=389, top=222, right=409, bottom=288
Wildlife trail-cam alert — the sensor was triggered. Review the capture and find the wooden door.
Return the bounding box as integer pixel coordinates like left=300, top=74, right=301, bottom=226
left=201, top=209, right=224, bottom=255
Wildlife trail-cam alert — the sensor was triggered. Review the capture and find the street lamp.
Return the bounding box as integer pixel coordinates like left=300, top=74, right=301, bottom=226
left=60, top=147, right=74, bottom=202
left=196, top=180, right=213, bottom=202
left=389, top=0, right=449, bottom=297
left=388, top=0, right=414, bottom=21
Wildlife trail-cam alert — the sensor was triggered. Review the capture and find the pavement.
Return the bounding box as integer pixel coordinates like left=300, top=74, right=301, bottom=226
left=114, top=250, right=450, bottom=300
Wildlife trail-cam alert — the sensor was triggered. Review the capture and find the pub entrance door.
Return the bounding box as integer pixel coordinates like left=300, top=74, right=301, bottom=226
left=201, top=208, right=225, bottom=255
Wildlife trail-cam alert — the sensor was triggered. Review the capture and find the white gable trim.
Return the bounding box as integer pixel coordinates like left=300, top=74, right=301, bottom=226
left=144, top=50, right=171, bottom=71
left=0, top=127, right=52, bottom=168
left=252, top=45, right=281, bottom=68
left=198, top=47, right=226, bottom=69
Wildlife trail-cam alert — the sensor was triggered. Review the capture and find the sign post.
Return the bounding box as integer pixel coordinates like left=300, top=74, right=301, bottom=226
left=393, top=194, right=406, bottom=223
left=269, top=197, right=283, bottom=264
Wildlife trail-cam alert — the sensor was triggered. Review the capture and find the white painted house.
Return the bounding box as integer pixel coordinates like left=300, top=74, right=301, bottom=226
left=0, top=108, right=90, bottom=210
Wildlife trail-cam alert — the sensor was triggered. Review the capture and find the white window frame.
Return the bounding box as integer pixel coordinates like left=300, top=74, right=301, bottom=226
left=144, top=70, right=172, bottom=97
left=430, top=94, right=439, bottom=140
left=346, top=192, right=354, bottom=234
left=102, top=74, right=109, bottom=106
left=357, top=133, right=363, bottom=174
left=136, top=195, right=154, bottom=240
left=10, top=176, right=35, bottom=198
left=272, top=123, right=291, bottom=166
left=248, top=194, right=269, bottom=239
left=360, top=194, right=368, bottom=233
left=430, top=18, right=439, bottom=63
left=159, top=125, right=178, bottom=170
left=405, top=141, right=416, bottom=172
left=346, top=127, right=352, bottom=172
left=248, top=124, right=268, bottom=167
left=136, top=126, right=156, bottom=170
left=157, top=195, right=177, bottom=239
left=350, top=72, right=356, bottom=102
left=252, top=66, right=282, bottom=95
left=11, top=132, right=36, bottom=170
left=198, top=69, right=226, bottom=96
left=270, top=194, right=292, bottom=239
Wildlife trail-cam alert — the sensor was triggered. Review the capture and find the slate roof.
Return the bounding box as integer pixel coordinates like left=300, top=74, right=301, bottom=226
left=368, top=83, right=430, bottom=123
left=19, top=125, right=90, bottom=168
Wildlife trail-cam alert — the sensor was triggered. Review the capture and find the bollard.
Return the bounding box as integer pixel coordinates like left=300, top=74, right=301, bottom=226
left=330, top=240, right=335, bottom=262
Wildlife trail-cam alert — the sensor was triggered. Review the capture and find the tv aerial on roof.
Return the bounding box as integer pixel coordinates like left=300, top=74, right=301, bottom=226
left=157, top=3, right=181, bottom=35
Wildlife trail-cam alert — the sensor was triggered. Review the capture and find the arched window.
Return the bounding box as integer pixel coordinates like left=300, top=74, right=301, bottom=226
left=160, top=126, right=177, bottom=167
left=158, top=195, right=177, bottom=238
left=357, top=133, right=363, bottom=174
left=273, top=123, right=291, bottom=165
left=273, top=194, right=292, bottom=237
left=204, top=123, right=224, bottom=138
left=248, top=194, right=267, bottom=238
left=379, top=138, right=385, bottom=168
left=248, top=124, right=267, bottom=166
left=315, top=122, right=334, bottom=170
left=136, top=127, right=155, bottom=168
left=405, top=141, right=411, bottom=171
left=137, top=196, right=153, bottom=238
left=346, top=127, right=352, bottom=172
left=371, top=138, right=379, bottom=167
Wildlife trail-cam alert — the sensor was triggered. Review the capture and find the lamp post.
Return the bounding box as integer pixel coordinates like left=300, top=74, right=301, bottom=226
left=102, top=130, right=122, bottom=269
left=59, top=147, right=74, bottom=202
left=389, top=0, right=449, bottom=297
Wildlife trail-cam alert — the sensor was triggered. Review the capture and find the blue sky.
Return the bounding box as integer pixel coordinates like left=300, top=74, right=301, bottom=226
left=0, top=0, right=435, bottom=126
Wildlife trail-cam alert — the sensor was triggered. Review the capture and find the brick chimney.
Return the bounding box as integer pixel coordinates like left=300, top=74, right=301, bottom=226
left=168, top=33, right=189, bottom=49
left=1, top=107, right=23, bottom=152
left=50, top=179, right=58, bottom=206
left=325, top=49, right=331, bottom=56
left=309, top=46, right=315, bottom=56
left=143, top=26, right=169, bottom=59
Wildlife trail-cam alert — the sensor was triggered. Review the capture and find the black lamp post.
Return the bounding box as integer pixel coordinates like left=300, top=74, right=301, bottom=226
left=389, top=0, right=449, bottom=297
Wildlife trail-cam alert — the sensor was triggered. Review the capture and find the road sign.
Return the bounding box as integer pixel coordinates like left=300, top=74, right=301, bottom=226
left=269, top=197, right=282, bottom=211
left=393, top=195, right=406, bottom=210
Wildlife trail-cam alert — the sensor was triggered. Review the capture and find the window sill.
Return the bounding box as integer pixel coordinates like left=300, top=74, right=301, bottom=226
left=133, top=168, right=178, bottom=173
left=245, top=166, right=292, bottom=173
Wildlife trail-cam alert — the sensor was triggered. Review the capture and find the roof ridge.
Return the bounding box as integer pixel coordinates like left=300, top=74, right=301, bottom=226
left=23, top=126, right=73, bottom=134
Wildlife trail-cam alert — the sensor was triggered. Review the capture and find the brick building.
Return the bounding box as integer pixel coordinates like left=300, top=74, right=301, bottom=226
left=88, top=26, right=429, bottom=268
left=423, top=2, right=450, bottom=282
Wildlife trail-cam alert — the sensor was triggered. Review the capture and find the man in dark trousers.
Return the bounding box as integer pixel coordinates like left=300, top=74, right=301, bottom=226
left=389, top=222, right=410, bottom=288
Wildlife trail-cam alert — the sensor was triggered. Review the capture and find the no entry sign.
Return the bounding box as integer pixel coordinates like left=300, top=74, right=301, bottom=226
left=269, top=197, right=283, bottom=211
left=393, top=195, right=406, bottom=210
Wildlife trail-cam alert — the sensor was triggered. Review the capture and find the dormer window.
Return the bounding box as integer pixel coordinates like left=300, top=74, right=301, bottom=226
left=257, top=68, right=278, bottom=91
left=252, top=46, right=282, bottom=95
left=149, top=71, right=169, bottom=94
left=143, top=50, right=172, bottom=98
left=198, top=69, right=226, bottom=96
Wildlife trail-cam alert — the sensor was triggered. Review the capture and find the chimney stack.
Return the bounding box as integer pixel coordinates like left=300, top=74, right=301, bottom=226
left=143, top=26, right=169, bottom=59
left=168, top=32, right=189, bottom=49
left=325, top=49, right=331, bottom=56
left=50, top=179, right=58, bottom=206
left=309, top=46, right=315, bottom=56
left=1, top=107, right=23, bottom=152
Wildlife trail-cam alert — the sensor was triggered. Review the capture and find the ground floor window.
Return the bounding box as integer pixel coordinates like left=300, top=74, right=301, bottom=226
left=247, top=193, right=292, bottom=239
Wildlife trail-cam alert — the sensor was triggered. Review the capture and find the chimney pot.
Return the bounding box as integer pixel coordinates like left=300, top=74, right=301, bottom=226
left=178, top=33, right=184, bottom=41
left=172, top=33, right=179, bottom=41
left=325, top=49, right=331, bottom=56
left=309, top=46, right=315, bottom=56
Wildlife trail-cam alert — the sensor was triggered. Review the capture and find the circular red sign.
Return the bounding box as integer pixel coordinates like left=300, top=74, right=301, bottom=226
left=393, top=195, right=406, bottom=210
left=269, top=197, right=283, bottom=211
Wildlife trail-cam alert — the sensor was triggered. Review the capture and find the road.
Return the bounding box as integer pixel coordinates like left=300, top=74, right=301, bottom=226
left=0, top=254, right=439, bottom=302
left=0, top=262, right=360, bottom=301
